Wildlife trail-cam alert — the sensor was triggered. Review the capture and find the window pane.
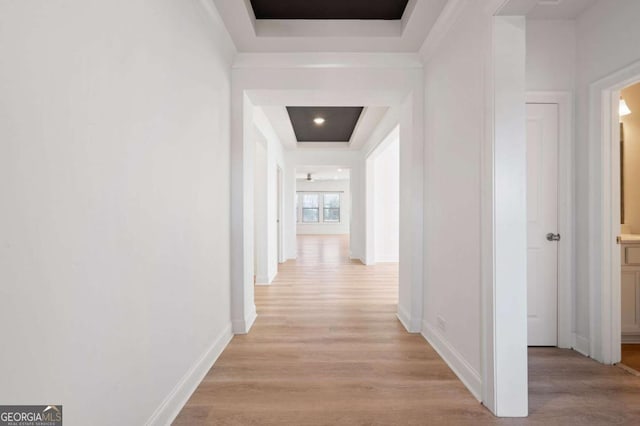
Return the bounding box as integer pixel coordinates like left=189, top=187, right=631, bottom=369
left=324, top=208, right=340, bottom=222
left=302, top=193, right=319, bottom=208
left=303, top=208, right=319, bottom=223
left=323, top=193, right=340, bottom=208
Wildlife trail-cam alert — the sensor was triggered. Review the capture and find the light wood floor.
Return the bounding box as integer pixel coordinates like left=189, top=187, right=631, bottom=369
left=622, top=344, right=640, bottom=373
left=175, top=235, right=640, bottom=425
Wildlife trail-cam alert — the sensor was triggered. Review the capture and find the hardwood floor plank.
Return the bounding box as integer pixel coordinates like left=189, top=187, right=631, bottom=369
left=174, top=235, right=640, bottom=425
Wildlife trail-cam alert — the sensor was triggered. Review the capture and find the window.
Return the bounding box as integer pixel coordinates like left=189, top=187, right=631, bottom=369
left=323, top=193, right=340, bottom=223
left=301, top=193, right=320, bottom=223
left=297, top=192, right=342, bottom=224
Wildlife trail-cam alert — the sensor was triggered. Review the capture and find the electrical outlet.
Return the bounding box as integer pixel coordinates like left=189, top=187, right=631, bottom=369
left=437, top=315, right=446, bottom=332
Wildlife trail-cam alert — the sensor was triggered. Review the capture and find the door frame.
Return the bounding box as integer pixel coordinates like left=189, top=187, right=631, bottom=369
left=589, top=60, right=640, bottom=364
left=526, top=92, right=574, bottom=349
left=277, top=165, right=285, bottom=264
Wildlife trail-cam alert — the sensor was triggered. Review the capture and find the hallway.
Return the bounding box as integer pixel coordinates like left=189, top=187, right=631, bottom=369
left=175, top=235, right=640, bottom=425
left=175, top=235, right=493, bottom=424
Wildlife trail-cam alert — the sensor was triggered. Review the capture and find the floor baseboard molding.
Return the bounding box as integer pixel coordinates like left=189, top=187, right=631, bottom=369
left=145, top=324, right=233, bottom=426
left=572, top=333, right=590, bottom=356
left=622, top=333, right=640, bottom=344
left=422, top=321, right=482, bottom=402
left=232, top=306, right=257, bottom=334
left=396, top=306, right=420, bottom=333
left=255, top=275, right=271, bottom=286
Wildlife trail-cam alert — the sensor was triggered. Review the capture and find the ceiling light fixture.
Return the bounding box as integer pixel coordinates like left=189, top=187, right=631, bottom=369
left=620, top=97, right=632, bottom=119
left=313, top=117, right=325, bottom=125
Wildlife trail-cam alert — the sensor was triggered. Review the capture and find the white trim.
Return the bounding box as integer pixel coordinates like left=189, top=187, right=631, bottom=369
left=375, top=256, right=400, bottom=263
left=422, top=321, right=482, bottom=401
left=232, top=306, right=257, bottom=334
left=418, top=0, right=467, bottom=64
left=255, top=275, right=271, bottom=286
left=526, top=91, right=575, bottom=350
left=588, top=59, right=640, bottom=364
left=621, top=334, right=640, bottom=344
left=572, top=333, right=590, bottom=357
left=233, top=53, right=424, bottom=70
left=144, top=324, right=233, bottom=426
left=397, top=306, right=421, bottom=333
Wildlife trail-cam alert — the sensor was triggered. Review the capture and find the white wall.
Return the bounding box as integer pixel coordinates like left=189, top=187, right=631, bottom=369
left=0, top=1, right=235, bottom=425
left=526, top=20, right=576, bottom=92
left=421, top=0, right=529, bottom=415
left=574, top=0, right=640, bottom=357
left=296, top=179, right=351, bottom=235
left=422, top=1, right=486, bottom=399
left=253, top=107, right=286, bottom=283
left=254, top=134, right=269, bottom=284
left=373, top=140, right=400, bottom=263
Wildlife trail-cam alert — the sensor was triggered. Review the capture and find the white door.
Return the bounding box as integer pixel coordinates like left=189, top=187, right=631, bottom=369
left=527, top=103, right=559, bottom=346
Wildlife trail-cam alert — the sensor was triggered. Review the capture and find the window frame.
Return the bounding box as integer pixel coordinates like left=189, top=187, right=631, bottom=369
left=296, top=191, right=343, bottom=224
left=300, top=192, right=320, bottom=223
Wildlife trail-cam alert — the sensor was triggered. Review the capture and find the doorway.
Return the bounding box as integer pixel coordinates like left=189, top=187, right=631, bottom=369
left=525, top=92, right=574, bottom=350
left=591, top=63, right=640, bottom=365
left=526, top=102, right=559, bottom=346
left=618, top=81, right=640, bottom=372
left=295, top=166, right=351, bottom=264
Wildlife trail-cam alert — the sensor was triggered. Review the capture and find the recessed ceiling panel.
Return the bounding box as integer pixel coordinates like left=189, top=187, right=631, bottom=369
left=287, top=107, right=364, bottom=142
left=250, top=0, right=409, bottom=20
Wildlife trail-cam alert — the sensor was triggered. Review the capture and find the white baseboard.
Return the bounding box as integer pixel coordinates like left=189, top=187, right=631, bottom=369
left=268, top=270, right=277, bottom=284
left=375, top=257, right=399, bottom=263
left=255, top=275, right=271, bottom=286
left=422, top=321, right=482, bottom=402
left=572, top=333, right=590, bottom=356
left=145, top=324, right=233, bottom=426
left=396, top=305, right=421, bottom=333
left=622, top=333, right=640, bottom=344
left=232, top=306, right=257, bottom=334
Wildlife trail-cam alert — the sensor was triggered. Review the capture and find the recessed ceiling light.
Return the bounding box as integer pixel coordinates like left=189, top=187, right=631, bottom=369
left=313, top=117, right=325, bottom=125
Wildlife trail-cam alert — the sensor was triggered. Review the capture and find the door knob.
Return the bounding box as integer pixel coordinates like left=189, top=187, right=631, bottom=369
left=546, top=233, right=561, bottom=242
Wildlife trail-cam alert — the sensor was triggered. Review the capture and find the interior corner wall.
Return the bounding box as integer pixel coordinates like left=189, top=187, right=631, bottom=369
left=0, top=0, right=235, bottom=425
left=574, top=0, right=640, bottom=358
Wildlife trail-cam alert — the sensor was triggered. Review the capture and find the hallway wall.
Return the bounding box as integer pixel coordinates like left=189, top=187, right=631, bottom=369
left=253, top=107, right=286, bottom=284
left=526, top=20, right=576, bottom=92
left=421, top=1, right=488, bottom=400
left=373, top=139, right=400, bottom=263
left=0, top=1, right=235, bottom=424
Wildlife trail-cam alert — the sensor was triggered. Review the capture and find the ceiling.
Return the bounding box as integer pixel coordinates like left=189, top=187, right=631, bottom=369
left=212, top=0, right=448, bottom=52
left=287, top=107, right=364, bottom=143
left=261, top=105, right=389, bottom=150
left=296, top=166, right=351, bottom=181
left=249, top=0, right=409, bottom=20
